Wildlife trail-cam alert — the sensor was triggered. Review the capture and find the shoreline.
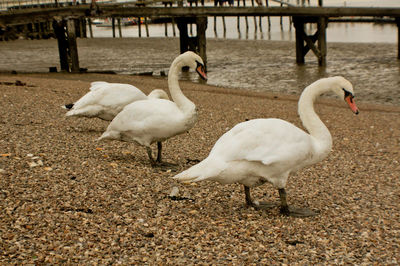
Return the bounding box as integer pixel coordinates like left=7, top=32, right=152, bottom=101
left=2, top=72, right=399, bottom=112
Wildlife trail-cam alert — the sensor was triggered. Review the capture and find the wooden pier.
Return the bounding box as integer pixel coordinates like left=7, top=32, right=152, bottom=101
left=1, top=3, right=400, bottom=71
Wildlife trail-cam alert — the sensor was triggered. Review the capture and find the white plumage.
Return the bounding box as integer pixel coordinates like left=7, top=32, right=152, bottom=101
left=98, top=51, right=207, bottom=164
left=64, top=81, right=169, bottom=121
left=173, top=76, right=359, bottom=217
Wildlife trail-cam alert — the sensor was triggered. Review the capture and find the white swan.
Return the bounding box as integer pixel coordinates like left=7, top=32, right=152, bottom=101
left=64, top=81, right=169, bottom=121
left=98, top=51, right=207, bottom=164
left=173, top=76, right=359, bottom=217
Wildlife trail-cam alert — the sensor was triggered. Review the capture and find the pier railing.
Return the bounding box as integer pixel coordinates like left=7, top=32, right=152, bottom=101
left=2, top=5, right=400, bottom=24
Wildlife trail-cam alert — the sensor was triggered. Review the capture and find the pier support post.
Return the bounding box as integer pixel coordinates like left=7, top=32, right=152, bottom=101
left=117, top=18, right=122, bottom=38
left=317, top=17, right=327, bottom=66
left=53, top=19, right=80, bottom=73
left=177, top=17, right=208, bottom=70
left=112, top=18, right=116, bottom=38
left=197, top=16, right=208, bottom=69
left=67, top=19, right=80, bottom=73
left=396, top=18, right=400, bottom=59
left=293, top=16, right=328, bottom=66
left=52, top=20, right=69, bottom=72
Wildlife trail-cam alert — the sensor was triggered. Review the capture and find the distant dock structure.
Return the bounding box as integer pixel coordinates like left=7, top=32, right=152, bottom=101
left=1, top=0, right=400, bottom=72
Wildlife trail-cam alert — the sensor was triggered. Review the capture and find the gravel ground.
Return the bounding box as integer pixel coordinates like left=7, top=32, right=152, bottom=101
left=0, top=73, right=399, bottom=264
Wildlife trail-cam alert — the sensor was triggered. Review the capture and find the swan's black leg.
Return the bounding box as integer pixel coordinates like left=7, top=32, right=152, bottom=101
left=278, top=188, right=318, bottom=217
left=244, top=185, right=276, bottom=209
left=156, top=142, right=162, bottom=163
left=244, top=185, right=253, bottom=206
left=146, top=147, right=156, bottom=165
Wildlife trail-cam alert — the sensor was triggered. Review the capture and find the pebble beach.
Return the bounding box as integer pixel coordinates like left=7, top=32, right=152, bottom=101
left=0, top=70, right=399, bottom=264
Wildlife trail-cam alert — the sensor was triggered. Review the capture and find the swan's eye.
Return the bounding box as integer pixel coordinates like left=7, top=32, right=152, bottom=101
left=196, top=61, right=203, bottom=68
left=343, top=89, right=353, bottom=98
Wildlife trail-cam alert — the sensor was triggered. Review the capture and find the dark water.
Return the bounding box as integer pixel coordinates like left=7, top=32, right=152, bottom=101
left=0, top=37, right=399, bottom=106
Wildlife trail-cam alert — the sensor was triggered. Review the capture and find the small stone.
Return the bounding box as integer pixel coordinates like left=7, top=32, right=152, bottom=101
left=169, top=186, right=179, bottom=197
left=28, top=161, right=38, bottom=168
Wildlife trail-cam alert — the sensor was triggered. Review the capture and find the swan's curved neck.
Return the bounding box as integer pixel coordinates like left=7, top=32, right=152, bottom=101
left=298, top=80, right=332, bottom=152
left=168, top=59, right=194, bottom=112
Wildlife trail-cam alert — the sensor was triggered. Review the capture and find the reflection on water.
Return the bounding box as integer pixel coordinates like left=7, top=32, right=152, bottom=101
left=92, top=16, right=399, bottom=43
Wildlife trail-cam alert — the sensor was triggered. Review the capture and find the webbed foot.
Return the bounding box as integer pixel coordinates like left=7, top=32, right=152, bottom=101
left=280, top=206, right=319, bottom=217
left=249, top=201, right=277, bottom=210
left=244, top=185, right=276, bottom=210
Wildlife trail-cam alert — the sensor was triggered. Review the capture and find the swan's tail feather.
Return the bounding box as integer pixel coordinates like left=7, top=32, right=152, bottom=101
left=97, top=130, right=120, bottom=141
left=173, top=157, right=222, bottom=183
left=65, top=109, right=84, bottom=117
left=173, top=169, right=200, bottom=182
left=65, top=110, right=76, bottom=117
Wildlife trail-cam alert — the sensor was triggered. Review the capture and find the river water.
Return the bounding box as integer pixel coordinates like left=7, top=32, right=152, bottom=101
left=1, top=0, right=399, bottom=106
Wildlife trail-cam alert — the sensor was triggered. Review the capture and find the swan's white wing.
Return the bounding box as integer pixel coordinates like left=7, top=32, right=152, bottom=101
left=100, top=99, right=192, bottom=145
left=73, top=84, right=145, bottom=109
left=89, top=81, right=109, bottom=91
left=174, top=119, right=315, bottom=183
left=67, top=83, right=147, bottom=119
left=211, top=119, right=314, bottom=165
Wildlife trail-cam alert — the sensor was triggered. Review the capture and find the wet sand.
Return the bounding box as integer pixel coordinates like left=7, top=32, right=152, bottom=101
left=1, top=38, right=399, bottom=106
left=0, top=72, right=399, bottom=264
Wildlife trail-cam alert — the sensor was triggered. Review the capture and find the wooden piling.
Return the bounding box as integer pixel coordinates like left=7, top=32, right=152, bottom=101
left=197, top=16, right=207, bottom=70
left=243, top=0, right=249, bottom=31
left=88, top=18, right=93, bottom=38
left=293, top=16, right=328, bottom=66
left=266, top=0, right=271, bottom=29
left=177, top=18, right=189, bottom=54
left=117, top=18, right=122, bottom=38
left=138, top=17, right=142, bottom=37
left=396, top=18, right=400, bottom=59
left=237, top=0, right=240, bottom=34
left=317, top=17, right=327, bottom=66
left=177, top=17, right=207, bottom=70
left=52, top=20, right=69, bottom=72
left=222, top=16, right=226, bottom=37
left=144, top=17, right=149, bottom=37
left=112, top=18, right=116, bottom=38
left=293, top=17, right=305, bottom=64
left=67, top=19, right=80, bottom=72
left=172, top=18, right=176, bottom=37
left=213, top=16, right=217, bottom=37
left=79, top=18, right=85, bottom=38
left=251, top=0, right=257, bottom=32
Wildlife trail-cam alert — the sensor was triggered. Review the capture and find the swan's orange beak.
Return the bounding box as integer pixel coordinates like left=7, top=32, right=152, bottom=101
left=196, top=63, right=207, bottom=81
left=345, top=95, right=359, bottom=114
